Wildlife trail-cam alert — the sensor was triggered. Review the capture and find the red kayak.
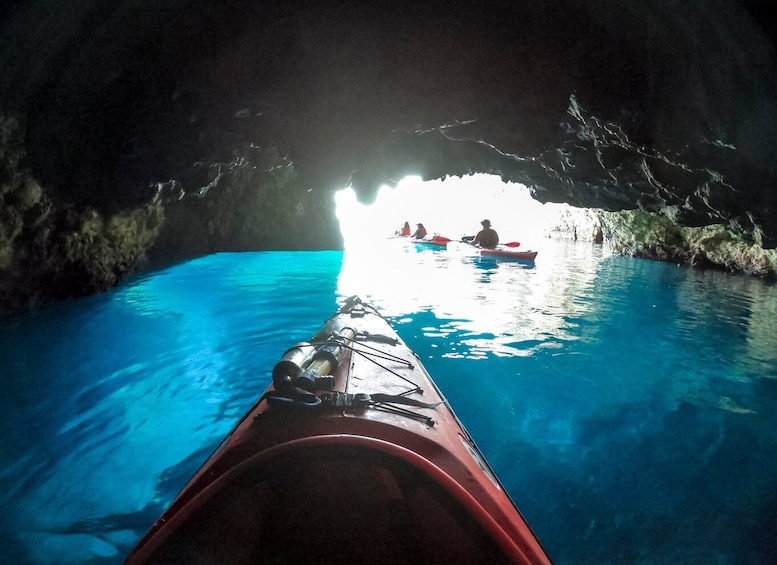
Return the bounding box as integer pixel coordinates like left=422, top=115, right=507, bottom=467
left=125, top=296, right=550, bottom=564
left=480, top=247, right=538, bottom=262
left=413, top=234, right=452, bottom=247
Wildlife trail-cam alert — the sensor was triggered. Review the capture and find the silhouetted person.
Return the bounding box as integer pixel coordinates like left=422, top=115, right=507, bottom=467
left=473, top=219, right=498, bottom=249
left=411, top=223, right=427, bottom=239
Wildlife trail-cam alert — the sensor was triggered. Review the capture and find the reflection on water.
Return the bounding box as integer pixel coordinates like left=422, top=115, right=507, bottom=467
left=1, top=241, right=776, bottom=564
left=724, top=275, right=777, bottom=379
left=338, top=238, right=606, bottom=354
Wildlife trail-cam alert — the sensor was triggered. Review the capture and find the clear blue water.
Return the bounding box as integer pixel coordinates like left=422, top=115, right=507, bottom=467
left=1, top=239, right=776, bottom=564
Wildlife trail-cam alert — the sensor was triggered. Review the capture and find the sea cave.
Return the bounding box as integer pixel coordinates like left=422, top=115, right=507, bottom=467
left=1, top=0, right=776, bottom=311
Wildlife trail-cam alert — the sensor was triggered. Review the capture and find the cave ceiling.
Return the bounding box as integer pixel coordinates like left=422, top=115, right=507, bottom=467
left=2, top=0, right=776, bottom=245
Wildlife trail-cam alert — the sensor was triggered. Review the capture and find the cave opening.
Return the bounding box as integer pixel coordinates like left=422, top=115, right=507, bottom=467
left=335, top=174, right=576, bottom=251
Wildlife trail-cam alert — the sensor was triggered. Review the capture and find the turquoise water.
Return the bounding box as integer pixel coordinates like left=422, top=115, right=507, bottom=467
left=1, top=240, right=776, bottom=564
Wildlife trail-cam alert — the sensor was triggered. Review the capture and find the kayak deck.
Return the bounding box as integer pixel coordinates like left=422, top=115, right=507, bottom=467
left=141, top=442, right=527, bottom=564
left=125, top=297, right=550, bottom=564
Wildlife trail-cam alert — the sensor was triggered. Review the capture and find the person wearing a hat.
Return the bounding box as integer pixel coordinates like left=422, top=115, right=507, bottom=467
left=473, top=219, right=499, bottom=249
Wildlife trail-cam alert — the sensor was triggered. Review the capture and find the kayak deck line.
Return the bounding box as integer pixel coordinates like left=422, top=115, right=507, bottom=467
left=124, top=295, right=551, bottom=565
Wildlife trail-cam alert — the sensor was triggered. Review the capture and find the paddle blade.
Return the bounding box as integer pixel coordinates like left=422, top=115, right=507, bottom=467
left=505, top=241, right=521, bottom=247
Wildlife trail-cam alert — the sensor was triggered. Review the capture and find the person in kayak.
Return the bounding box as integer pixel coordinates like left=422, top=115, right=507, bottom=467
left=473, top=219, right=499, bottom=249
left=396, top=221, right=411, bottom=236
left=411, top=223, right=428, bottom=239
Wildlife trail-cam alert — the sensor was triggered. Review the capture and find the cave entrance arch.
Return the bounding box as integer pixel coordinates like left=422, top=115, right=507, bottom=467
left=335, top=174, right=558, bottom=250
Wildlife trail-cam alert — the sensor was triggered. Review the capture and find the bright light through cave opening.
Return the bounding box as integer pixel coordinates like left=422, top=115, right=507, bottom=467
left=335, top=174, right=570, bottom=250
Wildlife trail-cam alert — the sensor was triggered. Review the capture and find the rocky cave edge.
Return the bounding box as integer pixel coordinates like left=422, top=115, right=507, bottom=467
left=1, top=0, right=776, bottom=311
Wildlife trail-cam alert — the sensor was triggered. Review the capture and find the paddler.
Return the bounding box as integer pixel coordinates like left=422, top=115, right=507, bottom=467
left=472, top=219, right=499, bottom=249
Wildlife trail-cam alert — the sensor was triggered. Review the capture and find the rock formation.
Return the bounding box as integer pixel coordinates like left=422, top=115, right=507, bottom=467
left=1, top=0, right=776, bottom=310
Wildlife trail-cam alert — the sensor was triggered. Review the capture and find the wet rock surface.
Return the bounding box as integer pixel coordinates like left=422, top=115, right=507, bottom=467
left=1, top=0, right=776, bottom=309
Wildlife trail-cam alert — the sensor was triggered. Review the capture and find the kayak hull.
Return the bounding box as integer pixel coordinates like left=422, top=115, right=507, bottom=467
left=480, top=248, right=538, bottom=261
left=413, top=235, right=451, bottom=248
left=125, top=297, right=550, bottom=564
